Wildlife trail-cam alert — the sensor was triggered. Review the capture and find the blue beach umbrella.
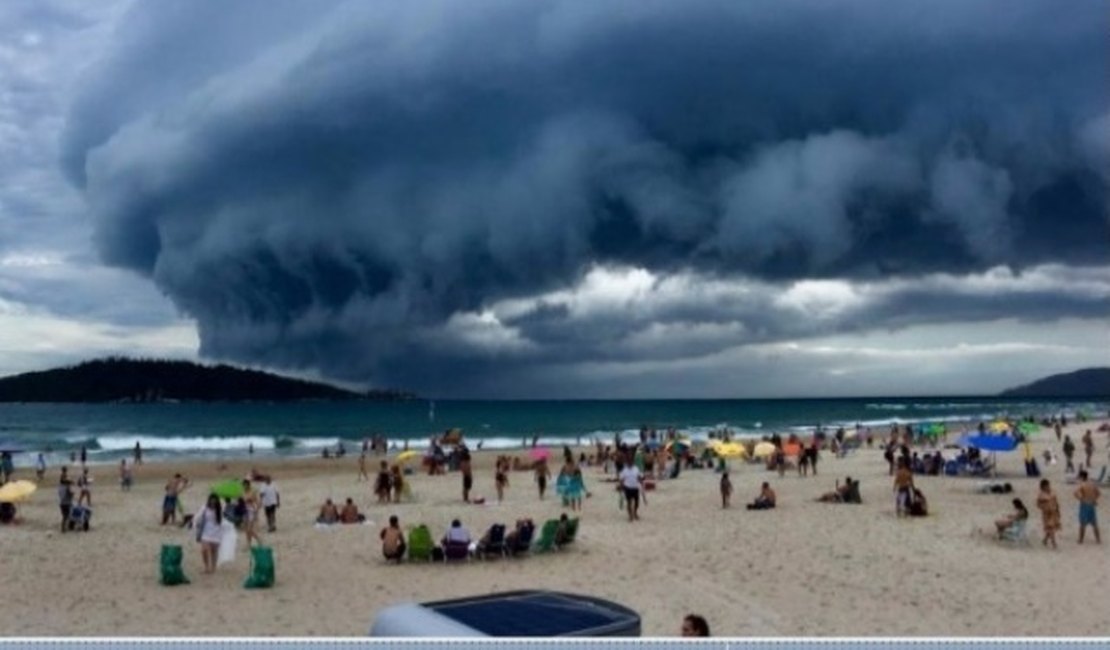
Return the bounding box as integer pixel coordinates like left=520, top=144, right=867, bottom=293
left=958, top=435, right=1018, bottom=452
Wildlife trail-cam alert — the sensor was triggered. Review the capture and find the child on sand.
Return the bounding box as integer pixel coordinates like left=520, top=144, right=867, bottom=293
left=1036, top=479, right=1061, bottom=549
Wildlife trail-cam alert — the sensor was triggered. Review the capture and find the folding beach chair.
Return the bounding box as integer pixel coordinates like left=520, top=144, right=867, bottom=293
left=999, top=519, right=1030, bottom=546
left=477, top=524, right=507, bottom=559
left=533, top=519, right=561, bottom=553
left=407, top=524, right=434, bottom=562
left=563, top=517, right=579, bottom=545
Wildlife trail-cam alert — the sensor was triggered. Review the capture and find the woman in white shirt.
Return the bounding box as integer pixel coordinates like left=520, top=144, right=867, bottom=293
left=196, top=494, right=224, bottom=574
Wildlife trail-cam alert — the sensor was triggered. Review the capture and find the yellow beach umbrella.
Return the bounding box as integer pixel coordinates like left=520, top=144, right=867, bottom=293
left=752, top=442, right=777, bottom=459
left=712, top=442, right=747, bottom=459
left=395, top=450, right=420, bottom=464
left=0, top=480, right=37, bottom=503
left=989, top=421, right=1011, bottom=433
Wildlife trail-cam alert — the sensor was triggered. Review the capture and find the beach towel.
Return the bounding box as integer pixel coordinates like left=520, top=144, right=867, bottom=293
left=159, top=544, right=190, bottom=586
left=243, top=546, right=275, bottom=589
left=217, top=520, right=237, bottom=566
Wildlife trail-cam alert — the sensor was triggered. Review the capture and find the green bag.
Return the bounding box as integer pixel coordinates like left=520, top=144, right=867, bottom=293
left=159, top=544, right=190, bottom=586
left=243, top=545, right=275, bottom=589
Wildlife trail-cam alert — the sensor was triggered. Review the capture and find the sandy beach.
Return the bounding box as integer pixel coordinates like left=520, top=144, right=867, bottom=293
left=1, top=419, right=1108, bottom=637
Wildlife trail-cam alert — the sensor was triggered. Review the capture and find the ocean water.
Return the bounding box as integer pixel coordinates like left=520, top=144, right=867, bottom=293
left=0, top=397, right=1106, bottom=467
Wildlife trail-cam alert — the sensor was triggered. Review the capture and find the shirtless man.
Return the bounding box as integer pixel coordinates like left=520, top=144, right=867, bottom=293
left=381, top=515, right=406, bottom=561
left=162, top=474, right=188, bottom=525
left=1074, top=470, right=1101, bottom=544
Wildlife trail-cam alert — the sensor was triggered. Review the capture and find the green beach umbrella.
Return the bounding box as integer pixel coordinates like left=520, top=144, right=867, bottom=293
left=1017, top=422, right=1040, bottom=435
left=923, top=423, right=946, bottom=438
left=210, top=478, right=244, bottom=500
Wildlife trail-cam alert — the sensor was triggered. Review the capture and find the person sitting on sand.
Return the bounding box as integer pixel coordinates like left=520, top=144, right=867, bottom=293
left=340, top=498, right=365, bottom=524
left=442, top=518, right=471, bottom=547
left=554, top=513, right=571, bottom=547
left=818, top=477, right=855, bottom=503
left=747, top=482, right=776, bottom=510
left=381, top=515, right=406, bottom=561
left=317, top=498, right=339, bottom=525
left=505, top=518, right=533, bottom=550
left=994, top=498, right=1029, bottom=538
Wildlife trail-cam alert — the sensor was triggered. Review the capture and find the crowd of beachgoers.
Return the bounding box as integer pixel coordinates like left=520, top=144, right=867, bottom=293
left=0, top=410, right=1106, bottom=636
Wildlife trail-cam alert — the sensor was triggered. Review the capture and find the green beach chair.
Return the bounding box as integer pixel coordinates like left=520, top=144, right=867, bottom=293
left=563, top=517, right=579, bottom=545
left=532, top=519, right=560, bottom=553
left=159, top=544, right=189, bottom=586
left=243, top=545, right=275, bottom=589
left=408, top=524, right=433, bottom=561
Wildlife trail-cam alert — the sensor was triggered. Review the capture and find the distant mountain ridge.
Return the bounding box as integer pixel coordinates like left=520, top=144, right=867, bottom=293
left=1000, top=368, right=1110, bottom=398
left=0, top=358, right=415, bottom=403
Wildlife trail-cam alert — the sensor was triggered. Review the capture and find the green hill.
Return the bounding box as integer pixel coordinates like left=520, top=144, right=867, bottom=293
left=0, top=358, right=413, bottom=403
left=1000, top=367, right=1110, bottom=398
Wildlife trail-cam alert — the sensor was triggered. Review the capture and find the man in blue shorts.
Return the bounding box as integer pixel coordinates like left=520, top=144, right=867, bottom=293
left=1074, top=470, right=1101, bottom=544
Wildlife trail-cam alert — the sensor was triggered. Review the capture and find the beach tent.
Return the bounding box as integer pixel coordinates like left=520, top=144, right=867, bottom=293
left=370, top=590, right=640, bottom=637
left=752, top=442, right=777, bottom=459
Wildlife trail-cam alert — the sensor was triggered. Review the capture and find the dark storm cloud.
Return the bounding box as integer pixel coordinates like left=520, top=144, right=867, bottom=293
left=61, top=0, right=1110, bottom=391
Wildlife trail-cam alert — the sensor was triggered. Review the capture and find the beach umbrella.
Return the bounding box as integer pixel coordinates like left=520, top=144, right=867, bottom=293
left=712, top=442, right=747, bottom=459
left=958, top=435, right=1018, bottom=452
left=0, top=442, right=24, bottom=454
left=0, top=480, right=36, bottom=503
left=210, top=478, right=244, bottom=500
left=988, top=421, right=1011, bottom=433
left=782, top=442, right=802, bottom=457
left=666, top=440, right=691, bottom=455
left=395, top=450, right=420, bottom=464
left=1017, top=422, right=1040, bottom=435
left=752, top=442, right=777, bottom=459
left=529, top=447, right=551, bottom=462
left=923, top=423, right=946, bottom=438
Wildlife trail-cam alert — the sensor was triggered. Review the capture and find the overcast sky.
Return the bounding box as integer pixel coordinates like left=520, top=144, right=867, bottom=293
left=1, top=0, right=1107, bottom=398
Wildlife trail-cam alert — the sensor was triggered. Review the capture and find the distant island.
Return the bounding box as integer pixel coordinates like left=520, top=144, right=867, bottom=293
left=1000, top=367, right=1110, bottom=398
left=0, top=358, right=416, bottom=403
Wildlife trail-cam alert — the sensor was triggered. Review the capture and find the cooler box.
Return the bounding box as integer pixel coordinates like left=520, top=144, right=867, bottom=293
left=369, top=590, right=641, bottom=637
